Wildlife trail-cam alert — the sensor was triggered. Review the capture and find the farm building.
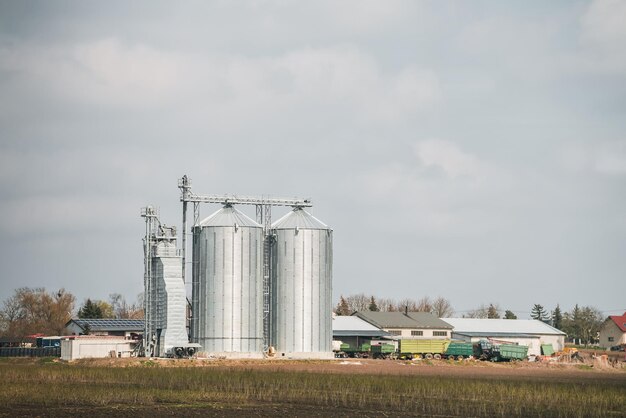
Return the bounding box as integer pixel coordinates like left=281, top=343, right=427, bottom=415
left=443, top=318, right=565, bottom=356
left=599, top=312, right=626, bottom=348
left=354, top=311, right=453, bottom=339
left=60, top=335, right=138, bottom=360
left=332, top=315, right=391, bottom=349
left=65, top=318, right=144, bottom=338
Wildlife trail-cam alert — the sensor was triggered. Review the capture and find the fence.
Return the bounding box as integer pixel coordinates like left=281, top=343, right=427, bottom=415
left=0, top=347, right=60, bottom=357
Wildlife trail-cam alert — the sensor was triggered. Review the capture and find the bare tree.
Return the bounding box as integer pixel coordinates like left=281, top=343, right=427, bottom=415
left=344, top=293, right=370, bottom=313
left=336, top=293, right=454, bottom=317
left=109, top=293, right=144, bottom=319
left=0, top=288, right=75, bottom=338
left=416, top=296, right=433, bottom=312
left=396, top=298, right=418, bottom=312
left=431, top=297, right=454, bottom=317
left=463, top=303, right=501, bottom=319
left=0, top=292, right=22, bottom=334
left=376, top=298, right=396, bottom=312
left=464, top=304, right=489, bottom=318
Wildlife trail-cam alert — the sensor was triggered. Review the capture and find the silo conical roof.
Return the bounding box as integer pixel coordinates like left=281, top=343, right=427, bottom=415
left=199, top=205, right=261, bottom=228
left=272, top=207, right=329, bottom=230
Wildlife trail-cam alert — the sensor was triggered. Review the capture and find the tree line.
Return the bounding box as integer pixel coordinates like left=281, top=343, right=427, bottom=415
left=0, top=287, right=143, bottom=340
left=334, top=295, right=606, bottom=345
left=1, top=287, right=608, bottom=346
left=335, top=294, right=455, bottom=318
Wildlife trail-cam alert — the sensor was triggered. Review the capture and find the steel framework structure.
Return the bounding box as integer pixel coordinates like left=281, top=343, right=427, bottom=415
left=178, top=175, right=312, bottom=350
left=140, top=205, right=170, bottom=357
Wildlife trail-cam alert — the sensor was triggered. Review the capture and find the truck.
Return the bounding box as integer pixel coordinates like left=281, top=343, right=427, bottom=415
left=476, top=339, right=528, bottom=362
left=371, top=343, right=396, bottom=359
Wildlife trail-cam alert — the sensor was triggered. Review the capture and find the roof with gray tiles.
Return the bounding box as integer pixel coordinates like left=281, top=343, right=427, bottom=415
left=354, top=311, right=453, bottom=329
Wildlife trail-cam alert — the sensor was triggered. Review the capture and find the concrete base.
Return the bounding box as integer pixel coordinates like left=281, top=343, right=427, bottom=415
left=199, top=351, right=265, bottom=359
left=273, top=351, right=334, bottom=360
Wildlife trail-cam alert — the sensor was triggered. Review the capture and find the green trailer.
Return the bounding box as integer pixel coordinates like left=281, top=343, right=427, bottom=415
left=359, top=343, right=371, bottom=357
left=398, top=339, right=450, bottom=360
left=444, top=342, right=474, bottom=359
left=340, top=342, right=371, bottom=358
left=492, top=344, right=528, bottom=361
left=371, top=344, right=396, bottom=359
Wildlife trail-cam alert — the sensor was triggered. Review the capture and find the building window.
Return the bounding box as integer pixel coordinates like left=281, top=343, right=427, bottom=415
left=608, top=337, right=614, bottom=342
left=388, top=330, right=401, bottom=336
left=433, top=331, right=448, bottom=337
left=411, top=330, right=423, bottom=336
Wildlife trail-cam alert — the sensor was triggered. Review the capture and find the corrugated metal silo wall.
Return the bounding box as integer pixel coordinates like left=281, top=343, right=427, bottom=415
left=191, top=228, right=200, bottom=344
left=271, top=228, right=333, bottom=353
left=193, top=224, right=264, bottom=353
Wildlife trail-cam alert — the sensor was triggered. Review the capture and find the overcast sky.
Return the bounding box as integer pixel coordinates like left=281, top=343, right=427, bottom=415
left=1, top=1, right=624, bottom=318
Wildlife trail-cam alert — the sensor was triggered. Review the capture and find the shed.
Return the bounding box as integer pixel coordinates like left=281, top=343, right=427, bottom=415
left=332, top=316, right=390, bottom=349
left=443, top=318, right=565, bottom=356
left=60, top=335, right=138, bottom=360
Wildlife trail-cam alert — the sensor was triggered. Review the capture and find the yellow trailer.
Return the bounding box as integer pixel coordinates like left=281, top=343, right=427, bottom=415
left=398, top=339, right=451, bottom=359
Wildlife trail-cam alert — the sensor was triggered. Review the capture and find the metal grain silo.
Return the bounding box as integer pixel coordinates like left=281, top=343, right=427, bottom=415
left=191, top=204, right=264, bottom=357
left=270, top=207, right=333, bottom=358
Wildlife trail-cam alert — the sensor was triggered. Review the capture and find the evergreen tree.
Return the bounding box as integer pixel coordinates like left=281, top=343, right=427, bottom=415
left=487, top=304, right=500, bottom=319
left=562, top=305, right=602, bottom=346
left=552, top=304, right=563, bottom=329
left=78, top=298, right=104, bottom=319
left=531, top=304, right=549, bottom=322
left=368, top=296, right=379, bottom=312
left=504, top=310, right=517, bottom=319
left=335, top=296, right=351, bottom=316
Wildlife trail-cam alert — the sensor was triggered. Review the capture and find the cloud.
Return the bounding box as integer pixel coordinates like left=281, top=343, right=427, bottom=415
left=0, top=39, right=184, bottom=108
left=278, top=46, right=442, bottom=121
left=579, top=0, right=626, bottom=73
left=1, top=39, right=442, bottom=130
left=594, top=142, right=626, bottom=174
left=325, top=0, right=415, bottom=33
left=72, top=39, right=182, bottom=103
left=354, top=139, right=512, bottom=237
left=581, top=0, right=626, bottom=48
left=413, top=139, right=482, bottom=179
left=560, top=140, right=626, bottom=175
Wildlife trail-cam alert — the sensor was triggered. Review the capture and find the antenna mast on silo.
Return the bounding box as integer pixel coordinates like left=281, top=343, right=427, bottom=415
left=178, top=175, right=312, bottom=350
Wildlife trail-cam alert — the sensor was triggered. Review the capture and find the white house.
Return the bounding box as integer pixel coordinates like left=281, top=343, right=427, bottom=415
left=599, top=312, right=626, bottom=348
left=443, top=318, right=565, bottom=356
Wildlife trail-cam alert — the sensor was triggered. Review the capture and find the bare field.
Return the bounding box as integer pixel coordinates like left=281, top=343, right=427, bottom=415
left=1, top=357, right=624, bottom=417
left=72, top=354, right=626, bottom=380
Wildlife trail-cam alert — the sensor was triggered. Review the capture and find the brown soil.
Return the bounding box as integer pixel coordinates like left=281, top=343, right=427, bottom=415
left=68, top=356, right=626, bottom=382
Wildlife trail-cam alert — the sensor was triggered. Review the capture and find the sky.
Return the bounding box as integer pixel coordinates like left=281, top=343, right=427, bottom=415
left=0, top=0, right=624, bottom=318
